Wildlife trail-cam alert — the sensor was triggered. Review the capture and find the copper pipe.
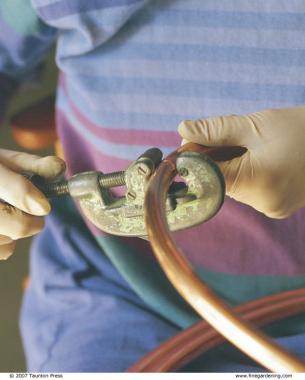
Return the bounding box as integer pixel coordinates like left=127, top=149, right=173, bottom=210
left=129, top=288, right=305, bottom=372
left=143, top=143, right=305, bottom=372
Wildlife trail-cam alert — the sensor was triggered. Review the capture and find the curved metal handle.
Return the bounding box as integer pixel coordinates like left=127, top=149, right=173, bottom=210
left=144, top=143, right=305, bottom=372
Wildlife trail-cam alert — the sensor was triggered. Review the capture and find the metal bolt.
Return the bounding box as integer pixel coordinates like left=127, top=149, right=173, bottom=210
left=30, top=171, right=126, bottom=198
left=29, top=175, right=70, bottom=198
left=98, top=171, right=126, bottom=188
left=41, top=181, right=70, bottom=197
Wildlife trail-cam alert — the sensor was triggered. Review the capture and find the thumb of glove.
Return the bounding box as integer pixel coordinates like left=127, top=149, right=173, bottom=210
left=178, top=114, right=256, bottom=147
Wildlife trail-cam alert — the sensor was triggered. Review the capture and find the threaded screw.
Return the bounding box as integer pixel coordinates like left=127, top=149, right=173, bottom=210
left=31, top=171, right=126, bottom=198
left=41, top=181, right=70, bottom=197
left=98, top=171, right=125, bottom=188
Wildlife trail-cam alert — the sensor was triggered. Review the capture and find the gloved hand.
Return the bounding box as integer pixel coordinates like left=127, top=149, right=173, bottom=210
left=0, top=149, right=65, bottom=260
left=178, top=106, right=305, bottom=219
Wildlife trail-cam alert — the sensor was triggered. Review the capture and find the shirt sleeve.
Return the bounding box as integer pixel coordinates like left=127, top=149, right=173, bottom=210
left=0, top=0, right=57, bottom=122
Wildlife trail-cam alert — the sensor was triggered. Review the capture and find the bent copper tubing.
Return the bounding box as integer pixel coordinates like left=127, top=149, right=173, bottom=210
left=143, top=142, right=305, bottom=372
left=129, top=288, right=305, bottom=372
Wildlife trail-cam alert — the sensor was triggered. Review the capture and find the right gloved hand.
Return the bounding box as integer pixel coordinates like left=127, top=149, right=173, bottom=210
left=178, top=106, right=305, bottom=219
left=0, top=149, right=65, bottom=260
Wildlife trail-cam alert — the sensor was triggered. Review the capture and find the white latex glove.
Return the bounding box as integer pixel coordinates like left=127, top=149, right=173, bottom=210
left=178, top=106, right=305, bottom=219
left=0, top=149, right=65, bottom=260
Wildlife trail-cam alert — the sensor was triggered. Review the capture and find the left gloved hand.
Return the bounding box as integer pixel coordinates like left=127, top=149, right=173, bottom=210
left=178, top=106, right=305, bottom=219
left=0, top=149, right=65, bottom=260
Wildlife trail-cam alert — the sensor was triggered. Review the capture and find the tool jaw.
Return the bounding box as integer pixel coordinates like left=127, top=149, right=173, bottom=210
left=170, top=151, right=225, bottom=231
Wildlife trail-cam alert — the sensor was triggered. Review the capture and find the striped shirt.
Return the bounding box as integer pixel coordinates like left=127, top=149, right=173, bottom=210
left=1, top=0, right=305, bottom=332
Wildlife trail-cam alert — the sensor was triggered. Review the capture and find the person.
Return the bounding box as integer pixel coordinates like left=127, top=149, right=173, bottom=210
left=0, top=0, right=305, bottom=372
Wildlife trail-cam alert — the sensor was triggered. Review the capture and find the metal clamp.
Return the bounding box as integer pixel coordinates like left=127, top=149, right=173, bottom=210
left=29, top=144, right=226, bottom=237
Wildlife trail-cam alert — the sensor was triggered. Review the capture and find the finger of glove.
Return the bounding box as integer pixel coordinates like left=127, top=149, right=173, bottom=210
left=0, top=234, right=13, bottom=244
left=178, top=115, right=258, bottom=147
left=0, top=164, right=50, bottom=215
left=0, top=149, right=66, bottom=179
left=0, top=241, right=16, bottom=260
left=0, top=204, right=44, bottom=240
left=215, top=153, right=251, bottom=199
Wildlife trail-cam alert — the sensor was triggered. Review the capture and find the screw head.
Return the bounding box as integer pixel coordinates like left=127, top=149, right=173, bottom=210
left=178, top=168, right=189, bottom=177
left=127, top=191, right=137, bottom=200
left=137, top=164, right=151, bottom=176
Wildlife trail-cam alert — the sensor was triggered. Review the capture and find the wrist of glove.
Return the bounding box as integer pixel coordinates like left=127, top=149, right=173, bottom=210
left=0, top=149, right=65, bottom=260
left=178, top=106, right=305, bottom=219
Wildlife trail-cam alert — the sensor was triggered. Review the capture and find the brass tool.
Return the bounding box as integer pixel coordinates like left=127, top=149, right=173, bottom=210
left=25, top=145, right=232, bottom=237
